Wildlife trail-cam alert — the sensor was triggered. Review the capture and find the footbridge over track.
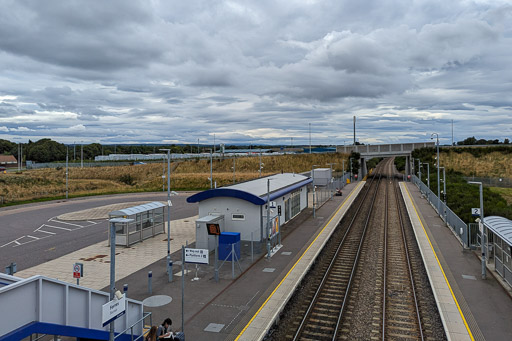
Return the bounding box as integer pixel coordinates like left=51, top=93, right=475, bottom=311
left=0, top=273, right=146, bottom=340
left=337, top=142, right=435, bottom=177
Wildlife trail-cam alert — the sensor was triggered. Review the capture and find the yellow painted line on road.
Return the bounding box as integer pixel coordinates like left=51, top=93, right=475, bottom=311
left=403, top=184, right=474, bottom=341
left=235, top=181, right=365, bottom=340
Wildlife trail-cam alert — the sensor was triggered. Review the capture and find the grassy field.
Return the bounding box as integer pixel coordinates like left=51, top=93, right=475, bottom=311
left=0, top=153, right=349, bottom=205
left=489, top=187, right=512, bottom=205
left=442, top=151, right=512, bottom=178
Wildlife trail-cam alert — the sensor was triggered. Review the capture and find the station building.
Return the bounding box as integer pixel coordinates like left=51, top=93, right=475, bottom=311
left=187, top=173, right=312, bottom=251
left=484, top=216, right=512, bottom=285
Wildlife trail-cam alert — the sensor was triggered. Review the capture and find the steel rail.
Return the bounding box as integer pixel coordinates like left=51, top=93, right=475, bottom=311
left=393, top=175, right=425, bottom=340
left=331, top=172, right=384, bottom=340
left=381, top=170, right=389, bottom=340
left=291, top=165, right=382, bottom=341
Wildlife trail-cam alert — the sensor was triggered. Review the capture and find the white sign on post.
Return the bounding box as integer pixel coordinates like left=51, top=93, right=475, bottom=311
left=102, top=295, right=126, bottom=327
left=471, top=208, right=481, bottom=216
left=185, top=248, right=209, bottom=264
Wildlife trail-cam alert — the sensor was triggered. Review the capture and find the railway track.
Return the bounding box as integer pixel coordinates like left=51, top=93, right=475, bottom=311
left=268, top=158, right=446, bottom=340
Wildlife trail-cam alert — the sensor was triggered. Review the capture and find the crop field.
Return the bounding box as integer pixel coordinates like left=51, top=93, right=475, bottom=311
left=0, top=153, right=349, bottom=205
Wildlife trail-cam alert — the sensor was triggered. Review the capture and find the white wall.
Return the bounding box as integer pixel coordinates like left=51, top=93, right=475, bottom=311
left=196, top=184, right=309, bottom=247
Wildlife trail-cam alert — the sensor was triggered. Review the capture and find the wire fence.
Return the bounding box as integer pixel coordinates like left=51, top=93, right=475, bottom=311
left=412, top=175, right=470, bottom=248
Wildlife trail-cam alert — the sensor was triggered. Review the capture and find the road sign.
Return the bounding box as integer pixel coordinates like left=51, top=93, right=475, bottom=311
left=471, top=208, right=481, bottom=216
left=73, top=263, right=83, bottom=279
left=102, top=295, right=126, bottom=327
left=185, top=248, right=209, bottom=264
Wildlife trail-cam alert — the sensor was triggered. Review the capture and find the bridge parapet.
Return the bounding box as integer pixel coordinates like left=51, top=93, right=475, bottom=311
left=337, top=142, right=435, bottom=156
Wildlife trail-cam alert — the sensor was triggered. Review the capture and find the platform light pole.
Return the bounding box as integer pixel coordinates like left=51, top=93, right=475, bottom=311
left=440, top=166, right=447, bottom=219
left=416, top=158, right=421, bottom=181
left=327, top=163, right=336, bottom=199
left=109, top=217, right=133, bottom=341
left=431, top=133, right=441, bottom=214
left=312, top=165, right=319, bottom=218
left=266, top=178, right=273, bottom=259
left=159, top=148, right=173, bottom=282
left=468, top=181, right=486, bottom=279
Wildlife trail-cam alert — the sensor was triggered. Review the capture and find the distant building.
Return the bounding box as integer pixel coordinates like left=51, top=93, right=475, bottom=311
left=0, top=155, right=17, bottom=167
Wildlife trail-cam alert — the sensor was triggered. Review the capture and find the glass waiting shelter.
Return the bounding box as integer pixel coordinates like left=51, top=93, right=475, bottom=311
left=484, top=216, right=512, bottom=286
left=108, top=201, right=166, bottom=247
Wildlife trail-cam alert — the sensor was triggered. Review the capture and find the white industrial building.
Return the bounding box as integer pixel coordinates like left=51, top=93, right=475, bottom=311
left=187, top=173, right=312, bottom=251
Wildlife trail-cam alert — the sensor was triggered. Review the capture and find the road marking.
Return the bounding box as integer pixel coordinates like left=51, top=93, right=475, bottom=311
left=36, top=229, right=56, bottom=235
left=48, top=218, right=89, bottom=227
left=42, top=224, right=73, bottom=231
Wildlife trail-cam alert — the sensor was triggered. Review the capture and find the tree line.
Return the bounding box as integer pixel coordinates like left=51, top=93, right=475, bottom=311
left=0, top=138, right=278, bottom=163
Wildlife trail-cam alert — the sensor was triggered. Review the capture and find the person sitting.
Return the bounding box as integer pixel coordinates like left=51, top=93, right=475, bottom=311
left=145, top=326, right=157, bottom=341
left=157, top=318, right=175, bottom=340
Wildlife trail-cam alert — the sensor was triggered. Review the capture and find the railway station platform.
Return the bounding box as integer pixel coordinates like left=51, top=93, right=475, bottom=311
left=402, top=182, right=512, bottom=341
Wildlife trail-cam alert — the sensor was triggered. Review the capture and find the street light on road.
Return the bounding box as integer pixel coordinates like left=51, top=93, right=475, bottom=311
left=159, top=148, right=173, bottom=282
left=468, top=181, right=486, bottom=279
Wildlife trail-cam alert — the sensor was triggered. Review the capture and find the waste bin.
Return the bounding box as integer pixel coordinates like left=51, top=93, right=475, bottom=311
left=218, top=232, right=241, bottom=261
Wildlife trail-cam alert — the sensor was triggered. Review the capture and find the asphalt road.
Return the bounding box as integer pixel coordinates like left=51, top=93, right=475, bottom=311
left=0, top=192, right=198, bottom=272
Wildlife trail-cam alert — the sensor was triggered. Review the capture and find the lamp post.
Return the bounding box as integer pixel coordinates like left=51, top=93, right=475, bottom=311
left=232, top=156, right=236, bottom=184
left=327, top=163, right=336, bottom=199
left=342, top=160, right=345, bottom=184
left=266, top=178, right=272, bottom=259
left=468, top=181, right=486, bottom=279
left=440, top=166, right=447, bottom=219
left=416, top=158, right=421, bottom=182
left=309, top=123, right=312, bottom=154
left=81, top=141, right=83, bottom=168
left=259, top=150, right=264, bottom=178
left=206, top=149, right=213, bottom=188
left=312, top=165, right=319, bottom=218
left=431, top=133, right=441, bottom=214
left=66, top=147, right=69, bottom=200
left=108, top=217, right=134, bottom=341
left=159, top=148, right=173, bottom=282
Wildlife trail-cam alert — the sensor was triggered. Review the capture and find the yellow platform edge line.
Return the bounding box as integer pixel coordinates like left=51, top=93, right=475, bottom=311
left=403, top=183, right=474, bottom=341
left=235, top=181, right=365, bottom=340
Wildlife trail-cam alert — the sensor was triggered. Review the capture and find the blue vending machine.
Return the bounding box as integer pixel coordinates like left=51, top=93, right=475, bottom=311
left=218, top=232, right=241, bottom=261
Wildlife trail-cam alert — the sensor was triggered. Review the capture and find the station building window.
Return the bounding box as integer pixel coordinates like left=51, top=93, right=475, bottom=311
left=232, top=213, right=245, bottom=221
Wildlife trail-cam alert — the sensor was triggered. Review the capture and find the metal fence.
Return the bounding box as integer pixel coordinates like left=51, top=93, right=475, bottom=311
left=412, top=175, right=469, bottom=248
left=462, top=176, right=512, bottom=188
left=312, top=172, right=352, bottom=209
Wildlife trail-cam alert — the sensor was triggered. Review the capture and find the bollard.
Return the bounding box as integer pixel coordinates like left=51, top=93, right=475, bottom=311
left=148, top=271, right=152, bottom=295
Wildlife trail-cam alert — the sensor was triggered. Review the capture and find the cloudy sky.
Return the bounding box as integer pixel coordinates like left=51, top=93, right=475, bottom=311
left=1, top=0, right=511, bottom=146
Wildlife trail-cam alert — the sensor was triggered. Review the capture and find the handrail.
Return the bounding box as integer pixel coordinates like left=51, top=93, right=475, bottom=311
left=114, top=312, right=152, bottom=340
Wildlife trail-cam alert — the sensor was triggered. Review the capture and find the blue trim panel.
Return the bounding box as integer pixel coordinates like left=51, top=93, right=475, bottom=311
left=265, top=178, right=313, bottom=202
left=0, top=321, right=138, bottom=341
left=187, top=188, right=266, bottom=205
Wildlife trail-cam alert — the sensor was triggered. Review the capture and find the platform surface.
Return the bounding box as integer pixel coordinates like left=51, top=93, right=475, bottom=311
left=403, top=182, right=512, bottom=341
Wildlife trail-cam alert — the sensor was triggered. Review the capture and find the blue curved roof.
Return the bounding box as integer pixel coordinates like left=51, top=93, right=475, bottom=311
left=484, top=216, right=512, bottom=247
left=187, top=173, right=312, bottom=205
left=187, top=188, right=266, bottom=205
